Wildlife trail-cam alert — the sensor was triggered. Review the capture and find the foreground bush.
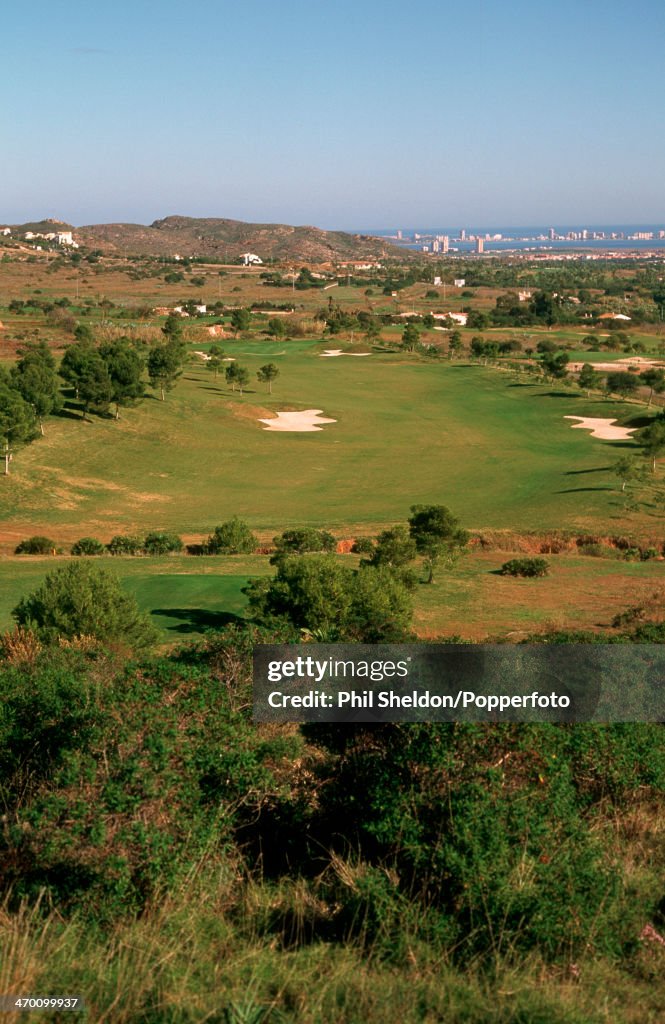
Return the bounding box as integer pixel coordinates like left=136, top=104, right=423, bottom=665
left=15, top=536, right=58, bottom=555
left=12, top=562, right=157, bottom=649
left=500, top=557, right=550, bottom=577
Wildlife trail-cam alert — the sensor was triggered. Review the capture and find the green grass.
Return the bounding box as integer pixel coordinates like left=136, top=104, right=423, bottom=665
left=0, top=348, right=656, bottom=543
left=0, top=550, right=661, bottom=642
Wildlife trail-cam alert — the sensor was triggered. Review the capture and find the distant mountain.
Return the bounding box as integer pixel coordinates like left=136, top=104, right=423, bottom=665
left=71, top=215, right=407, bottom=263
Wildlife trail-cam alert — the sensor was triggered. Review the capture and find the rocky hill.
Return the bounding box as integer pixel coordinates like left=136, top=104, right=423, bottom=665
left=71, top=215, right=405, bottom=262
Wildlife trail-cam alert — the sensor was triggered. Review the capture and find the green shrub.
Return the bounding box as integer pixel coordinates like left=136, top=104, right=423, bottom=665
left=12, top=562, right=157, bottom=649
left=272, top=528, right=337, bottom=558
left=207, top=517, right=257, bottom=554
left=351, top=537, right=375, bottom=556
left=71, top=537, right=105, bottom=556
left=15, top=536, right=58, bottom=555
left=500, top=558, right=550, bottom=577
left=143, top=531, right=183, bottom=555
left=107, top=534, right=145, bottom=555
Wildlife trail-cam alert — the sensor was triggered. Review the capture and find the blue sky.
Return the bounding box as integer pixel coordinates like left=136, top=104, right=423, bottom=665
left=2, top=0, right=664, bottom=229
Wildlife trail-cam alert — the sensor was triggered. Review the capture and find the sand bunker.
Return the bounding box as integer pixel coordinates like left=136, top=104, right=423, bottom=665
left=320, top=349, right=371, bottom=357
left=564, top=416, right=638, bottom=440
left=259, top=409, right=336, bottom=432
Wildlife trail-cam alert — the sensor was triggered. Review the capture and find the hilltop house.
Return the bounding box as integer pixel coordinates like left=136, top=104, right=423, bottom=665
left=240, top=252, right=263, bottom=266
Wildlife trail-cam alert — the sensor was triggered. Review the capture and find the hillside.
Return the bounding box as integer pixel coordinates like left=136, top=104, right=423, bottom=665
left=72, top=214, right=405, bottom=262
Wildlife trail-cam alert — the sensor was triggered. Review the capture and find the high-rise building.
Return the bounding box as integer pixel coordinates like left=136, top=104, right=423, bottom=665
left=397, top=229, right=402, bottom=240
left=442, top=235, right=449, bottom=253
left=460, top=229, right=466, bottom=240
left=548, top=228, right=555, bottom=240
left=475, top=237, right=484, bottom=254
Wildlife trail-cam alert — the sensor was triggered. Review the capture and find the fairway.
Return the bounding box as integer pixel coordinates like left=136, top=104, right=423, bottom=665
left=0, top=344, right=650, bottom=544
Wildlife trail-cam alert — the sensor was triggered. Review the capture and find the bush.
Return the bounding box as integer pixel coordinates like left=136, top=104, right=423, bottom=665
left=15, top=536, right=58, bottom=555
left=272, top=528, right=337, bottom=559
left=499, top=558, right=550, bottom=577
left=12, top=562, right=158, bottom=649
left=143, top=532, right=183, bottom=555
left=207, top=517, right=257, bottom=554
left=71, top=537, right=105, bottom=556
left=351, top=537, right=375, bottom=556
left=107, top=535, right=145, bottom=556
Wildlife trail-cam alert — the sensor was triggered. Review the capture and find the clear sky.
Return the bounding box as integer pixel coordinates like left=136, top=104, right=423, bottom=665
left=2, top=0, right=664, bottom=229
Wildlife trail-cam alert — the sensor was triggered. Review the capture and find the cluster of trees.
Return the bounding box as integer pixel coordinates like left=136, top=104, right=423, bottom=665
left=246, top=505, right=468, bottom=641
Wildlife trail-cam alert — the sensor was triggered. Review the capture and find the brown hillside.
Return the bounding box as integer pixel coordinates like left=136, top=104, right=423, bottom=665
left=73, top=215, right=409, bottom=263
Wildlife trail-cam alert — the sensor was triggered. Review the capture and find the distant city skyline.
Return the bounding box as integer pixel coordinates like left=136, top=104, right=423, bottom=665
left=3, top=0, right=664, bottom=229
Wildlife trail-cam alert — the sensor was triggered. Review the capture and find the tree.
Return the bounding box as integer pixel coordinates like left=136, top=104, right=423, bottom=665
left=77, top=353, right=113, bottom=420
left=267, top=317, right=286, bottom=339
left=448, top=330, right=463, bottom=359
left=10, top=341, right=63, bottom=434
left=636, top=419, right=665, bottom=472
left=59, top=340, right=96, bottom=399
left=12, top=562, right=157, bottom=649
left=606, top=371, right=639, bottom=399
left=640, top=368, right=665, bottom=407
left=231, top=308, right=251, bottom=335
left=99, top=338, right=145, bottom=419
left=365, top=525, right=417, bottom=570
left=408, top=504, right=469, bottom=584
left=207, top=343, right=226, bottom=380
left=162, top=314, right=184, bottom=343
left=147, top=340, right=185, bottom=401
left=246, top=554, right=412, bottom=642
left=613, top=456, right=643, bottom=492
left=257, top=363, right=280, bottom=394
left=0, top=374, right=38, bottom=474
left=578, top=363, right=600, bottom=397
left=401, top=323, right=420, bottom=351
left=207, top=517, right=257, bottom=554
left=541, top=351, right=569, bottom=381
left=227, top=363, right=250, bottom=395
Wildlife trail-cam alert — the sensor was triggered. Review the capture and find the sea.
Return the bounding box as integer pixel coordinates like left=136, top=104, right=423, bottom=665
left=366, top=225, right=665, bottom=255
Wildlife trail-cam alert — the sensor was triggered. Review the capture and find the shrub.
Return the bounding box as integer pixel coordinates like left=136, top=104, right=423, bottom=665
left=351, top=537, right=375, bottom=556
left=12, top=562, right=158, bottom=649
left=499, top=558, right=550, bottom=577
left=107, top=534, right=145, bottom=556
left=15, top=536, right=58, bottom=555
left=143, top=532, right=183, bottom=555
left=71, top=537, right=105, bottom=556
left=272, top=528, right=337, bottom=559
left=207, top=517, right=257, bottom=554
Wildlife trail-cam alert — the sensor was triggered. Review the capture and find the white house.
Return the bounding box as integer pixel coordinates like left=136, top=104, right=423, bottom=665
left=194, top=304, right=207, bottom=314
left=435, top=311, right=468, bottom=326
left=240, top=252, right=263, bottom=266
left=453, top=278, right=465, bottom=287
left=0, top=228, right=11, bottom=236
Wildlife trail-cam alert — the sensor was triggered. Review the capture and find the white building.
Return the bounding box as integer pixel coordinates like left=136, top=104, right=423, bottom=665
left=0, top=228, right=11, bottom=236
left=453, top=278, right=465, bottom=287
left=240, top=252, right=263, bottom=265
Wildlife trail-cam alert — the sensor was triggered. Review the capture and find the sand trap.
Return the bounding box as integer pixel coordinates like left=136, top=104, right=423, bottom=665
left=259, top=409, right=336, bottom=432
left=320, top=349, right=371, bottom=357
left=564, top=416, right=638, bottom=440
